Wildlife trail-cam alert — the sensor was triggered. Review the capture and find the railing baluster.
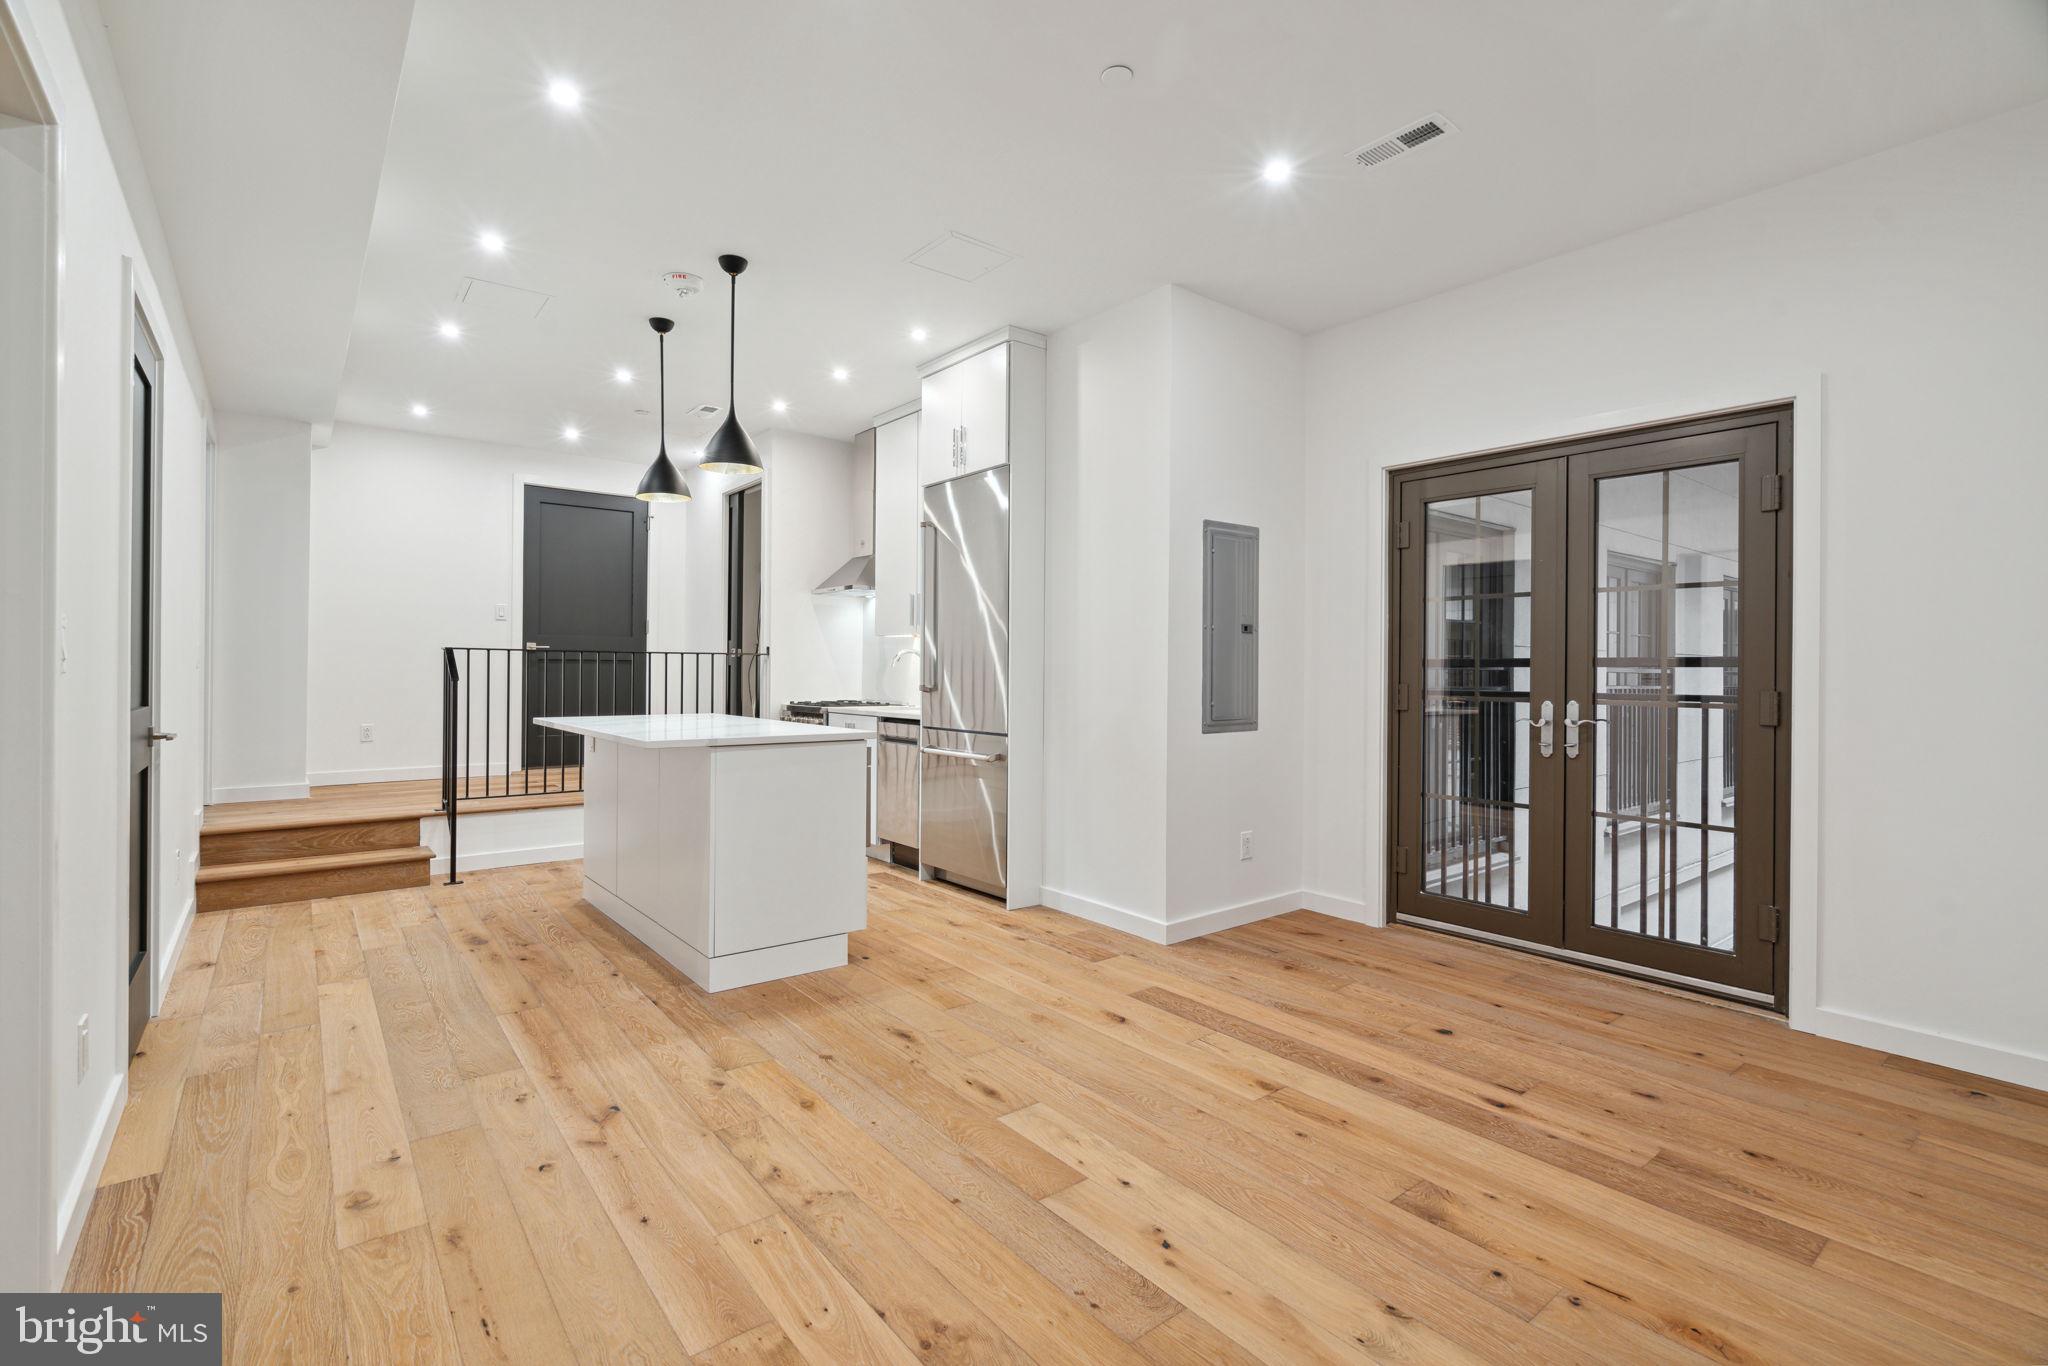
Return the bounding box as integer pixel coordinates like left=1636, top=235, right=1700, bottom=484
left=439, top=644, right=767, bottom=882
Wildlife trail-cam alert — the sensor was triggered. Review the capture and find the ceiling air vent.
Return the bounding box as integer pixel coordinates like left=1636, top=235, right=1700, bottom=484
left=1351, top=113, right=1457, bottom=170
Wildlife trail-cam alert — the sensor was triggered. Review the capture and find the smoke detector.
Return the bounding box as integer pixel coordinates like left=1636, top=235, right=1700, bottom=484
left=659, top=271, right=704, bottom=297
left=1350, top=113, right=1457, bottom=170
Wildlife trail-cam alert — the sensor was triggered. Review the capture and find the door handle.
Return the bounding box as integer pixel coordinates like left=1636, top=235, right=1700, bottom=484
left=918, top=521, right=938, bottom=694
left=924, top=747, right=1003, bottom=763
left=525, top=642, right=551, bottom=651
left=1561, top=699, right=1606, bottom=759
left=148, top=729, right=178, bottom=743
left=1525, top=700, right=1553, bottom=758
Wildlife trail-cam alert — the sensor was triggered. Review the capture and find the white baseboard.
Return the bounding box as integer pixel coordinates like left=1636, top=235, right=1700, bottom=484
left=309, top=764, right=442, bottom=786
left=210, top=782, right=311, bottom=803
left=1300, top=888, right=1377, bottom=926
left=1808, top=1005, right=2048, bottom=1093
left=52, top=1071, right=128, bottom=1289
left=430, top=842, right=582, bottom=877
left=1040, top=886, right=1307, bottom=945
left=155, top=894, right=196, bottom=1009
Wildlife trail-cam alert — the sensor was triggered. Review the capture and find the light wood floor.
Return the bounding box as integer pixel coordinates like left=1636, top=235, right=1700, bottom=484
left=70, top=863, right=2048, bottom=1363
left=202, top=773, right=581, bottom=833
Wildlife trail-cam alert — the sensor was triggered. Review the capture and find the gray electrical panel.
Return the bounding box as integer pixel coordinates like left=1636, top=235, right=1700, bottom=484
left=1202, top=520, right=1259, bottom=733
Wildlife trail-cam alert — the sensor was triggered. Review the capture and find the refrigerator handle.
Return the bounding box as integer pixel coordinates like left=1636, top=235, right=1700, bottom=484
left=919, top=520, right=938, bottom=695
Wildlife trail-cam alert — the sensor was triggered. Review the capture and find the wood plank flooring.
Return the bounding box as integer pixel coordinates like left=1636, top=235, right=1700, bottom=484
left=68, top=862, right=2048, bottom=1363
left=202, top=773, right=581, bottom=835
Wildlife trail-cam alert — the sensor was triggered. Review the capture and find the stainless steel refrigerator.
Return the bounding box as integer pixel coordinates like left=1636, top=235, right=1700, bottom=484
left=919, top=466, right=1009, bottom=897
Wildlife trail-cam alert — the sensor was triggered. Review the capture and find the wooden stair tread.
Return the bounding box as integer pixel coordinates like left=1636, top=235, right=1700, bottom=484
left=202, top=806, right=439, bottom=836
left=195, top=846, right=432, bottom=883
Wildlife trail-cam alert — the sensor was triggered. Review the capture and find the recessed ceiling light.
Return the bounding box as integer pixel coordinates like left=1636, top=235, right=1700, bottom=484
left=477, top=229, right=507, bottom=254
left=831, top=367, right=849, bottom=382
left=545, top=78, right=581, bottom=110
left=561, top=424, right=581, bottom=442
left=1260, top=157, right=1295, bottom=186
left=613, top=366, right=634, bottom=384
left=437, top=320, right=462, bottom=340
left=909, top=326, right=928, bottom=343
left=410, top=402, right=430, bottom=418
left=771, top=398, right=788, bottom=414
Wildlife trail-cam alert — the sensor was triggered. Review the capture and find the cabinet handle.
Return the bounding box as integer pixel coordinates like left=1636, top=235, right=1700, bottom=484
left=924, top=747, right=1003, bottom=763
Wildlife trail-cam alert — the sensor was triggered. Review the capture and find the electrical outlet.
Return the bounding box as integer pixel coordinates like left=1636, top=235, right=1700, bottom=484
left=76, top=1016, right=89, bottom=1081
left=1239, top=830, right=1254, bottom=861
left=359, top=723, right=375, bottom=744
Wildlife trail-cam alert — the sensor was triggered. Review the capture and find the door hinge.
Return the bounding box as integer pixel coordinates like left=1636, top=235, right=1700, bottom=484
left=1395, top=521, right=1412, bottom=550
left=1393, top=846, right=1411, bottom=876
left=1760, top=473, right=1783, bottom=512
left=1760, top=689, right=1782, bottom=727
left=1760, top=904, right=1782, bottom=944
left=1394, top=682, right=1411, bottom=712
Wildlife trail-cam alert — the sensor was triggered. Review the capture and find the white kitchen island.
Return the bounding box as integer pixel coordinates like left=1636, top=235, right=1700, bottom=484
left=539, top=714, right=869, bottom=992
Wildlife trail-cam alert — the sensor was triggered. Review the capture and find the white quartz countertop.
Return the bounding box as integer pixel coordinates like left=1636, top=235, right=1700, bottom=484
left=822, top=704, right=920, bottom=720
left=537, top=714, right=867, bottom=748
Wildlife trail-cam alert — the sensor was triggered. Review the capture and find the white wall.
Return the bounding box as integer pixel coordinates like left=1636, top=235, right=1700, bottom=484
left=1165, top=290, right=1305, bottom=923
left=2, top=0, right=212, bottom=1289
left=209, top=411, right=310, bottom=799
left=1041, top=286, right=1307, bottom=937
left=303, top=421, right=715, bottom=783
left=1042, top=288, right=1173, bottom=920
left=1302, top=99, right=2048, bottom=1088
left=755, top=428, right=866, bottom=711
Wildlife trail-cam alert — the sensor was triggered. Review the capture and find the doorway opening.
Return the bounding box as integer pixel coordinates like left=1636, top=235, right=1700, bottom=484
left=1387, top=406, right=1792, bottom=1008
left=725, top=481, right=762, bottom=715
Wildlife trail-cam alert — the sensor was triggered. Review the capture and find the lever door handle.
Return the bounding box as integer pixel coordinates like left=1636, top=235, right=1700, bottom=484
left=148, top=729, right=178, bottom=743
left=1561, top=700, right=1607, bottom=759
left=1524, top=700, right=1553, bottom=758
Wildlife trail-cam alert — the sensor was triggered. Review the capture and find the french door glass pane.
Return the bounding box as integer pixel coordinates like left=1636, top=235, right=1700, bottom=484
left=1422, top=492, right=1534, bottom=912
left=1591, top=462, right=1740, bottom=949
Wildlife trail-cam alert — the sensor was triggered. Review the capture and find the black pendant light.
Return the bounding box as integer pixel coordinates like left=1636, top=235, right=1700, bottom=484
left=699, top=253, right=764, bottom=475
left=634, top=316, right=691, bottom=502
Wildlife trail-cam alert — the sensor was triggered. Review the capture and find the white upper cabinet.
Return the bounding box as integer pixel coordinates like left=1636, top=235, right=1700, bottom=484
left=917, top=340, right=1014, bottom=486
left=953, top=343, right=1010, bottom=477
left=916, top=360, right=958, bottom=487
left=873, top=410, right=919, bottom=637
left=851, top=427, right=876, bottom=554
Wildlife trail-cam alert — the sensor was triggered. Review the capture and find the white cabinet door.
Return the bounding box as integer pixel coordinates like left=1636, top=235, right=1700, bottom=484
left=917, top=363, right=959, bottom=487
left=873, top=411, right=919, bottom=637
left=954, top=343, right=1010, bottom=476
left=852, top=427, right=875, bottom=554
left=711, top=742, right=868, bottom=955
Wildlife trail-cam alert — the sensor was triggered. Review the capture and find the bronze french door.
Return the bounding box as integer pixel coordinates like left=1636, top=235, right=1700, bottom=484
left=1392, top=408, right=1790, bottom=1005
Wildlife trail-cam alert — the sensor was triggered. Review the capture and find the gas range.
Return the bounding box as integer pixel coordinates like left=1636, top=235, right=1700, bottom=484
left=781, top=699, right=899, bottom=724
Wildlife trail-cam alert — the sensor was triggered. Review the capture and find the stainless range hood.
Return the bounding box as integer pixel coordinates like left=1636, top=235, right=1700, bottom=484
left=812, top=553, right=875, bottom=596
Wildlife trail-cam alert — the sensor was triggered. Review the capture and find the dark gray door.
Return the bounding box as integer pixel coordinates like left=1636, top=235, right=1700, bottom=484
left=522, top=484, right=649, bottom=768
left=128, top=312, right=163, bottom=1056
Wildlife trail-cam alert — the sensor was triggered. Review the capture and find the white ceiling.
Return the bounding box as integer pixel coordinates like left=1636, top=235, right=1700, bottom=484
left=97, top=0, right=416, bottom=422
left=102, top=0, right=2048, bottom=460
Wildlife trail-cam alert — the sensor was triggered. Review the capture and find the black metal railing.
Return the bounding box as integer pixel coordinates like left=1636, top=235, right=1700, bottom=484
left=439, top=646, right=768, bottom=883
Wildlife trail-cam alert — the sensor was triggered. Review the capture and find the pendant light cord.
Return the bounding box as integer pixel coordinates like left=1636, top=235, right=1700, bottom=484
left=727, top=271, right=738, bottom=408
left=658, top=329, right=667, bottom=454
